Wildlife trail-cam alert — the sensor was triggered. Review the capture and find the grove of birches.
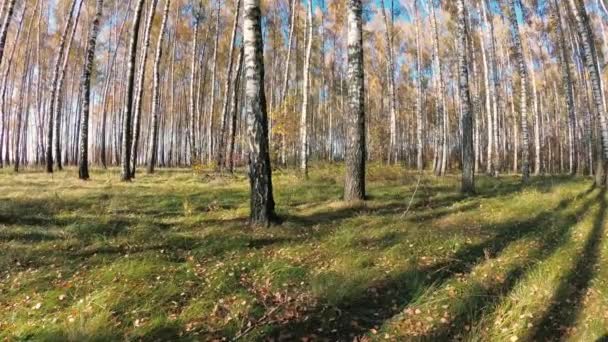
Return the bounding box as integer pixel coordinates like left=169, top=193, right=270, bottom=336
left=2, top=0, right=608, bottom=340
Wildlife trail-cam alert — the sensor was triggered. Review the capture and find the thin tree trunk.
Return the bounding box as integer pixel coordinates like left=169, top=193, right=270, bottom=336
left=380, top=0, right=397, bottom=164
left=121, top=0, right=146, bottom=181
left=148, top=0, right=170, bottom=174
left=55, top=0, right=84, bottom=172
left=45, top=0, right=77, bottom=173
left=299, top=0, right=313, bottom=176
left=189, top=11, right=199, bottom=165
left=554, top=0, right=577, bottom=175
left=228, top=47, right=244, bottom=173
left=79, top=0, right=103, bottom=180
left=567, top=0, right=608, bottom=185
left=130, top=0, right=159, bottom=177
left=217, top=0, right=241, bottom=170
left=207, top=0, right=220, bottom=162
left=14, top=2, right=37, bottom=172
left=508, top=0, right=531, bottom=183
left=415, top=1, right=423, bottom=171
left=429, top=0, right=447, bottom=176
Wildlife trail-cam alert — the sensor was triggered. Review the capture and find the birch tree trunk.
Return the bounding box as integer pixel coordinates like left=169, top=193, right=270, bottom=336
left=217, top=0, right=241, bottom=170
left=79, top=0, right=103, bottom=180
left=1, top=8, right=24, bottom=168
left=567, top=0, right=608, bottom=186
left=244, top=0, right=276, bottom=225
left=228, top=47, right=244, bottom=173
left=130, top=0, right=159, bottom=177
left=344, top=0, right=366, bottom=201
left=148, top=0, right=171, bottom=174
left=380, top=0, right=397, bottom=164
left=14, top=1, right=36, bottom=172
left=457, top=0, right=474, bottom=193
left=415, top=0, right=424, bottom=171
left=528, top=46, right=541, bottom=175
left=189, top=11, right=199, bottom=165
left=55, top=0, right=83, bottom=172
left=121, top=0, right=146, bottom=181
left=0, top=0, right=16, bottom=66
left=300, top=0, right=313, bottom=177
left=508, top=0, right=531, bottom=183
left=45, top=0, right=77, bottom=173
left=207, top=0, right=220, bottom=162
left=429, top=0, right=447, bottom=176
left=279, top=0, right=296, bottom=166
left=554, top=0, right=577, bottom=175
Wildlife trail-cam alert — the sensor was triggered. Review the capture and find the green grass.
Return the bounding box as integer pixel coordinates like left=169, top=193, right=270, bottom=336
left=0, top=164, right=607, bottom=341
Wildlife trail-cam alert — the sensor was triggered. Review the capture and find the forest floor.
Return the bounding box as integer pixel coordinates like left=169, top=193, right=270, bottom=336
left=0, top=164, right=607, bottom=341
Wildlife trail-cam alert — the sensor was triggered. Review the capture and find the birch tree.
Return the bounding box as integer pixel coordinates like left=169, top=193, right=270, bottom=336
left=300, top=0, right=313, bottom=177
left=148, top=0, right=171, bottom=174
left=553, top=0, right=577, bottom=175
left=217, top=0, right=241, bottom=171
left=189, top=6, right=200, bottom=165
left=79, top=0, right=104, bottom=180
left=344, top=0, right=366, bottom=201
left=45, top=0, right=78, bottom=173
left=457, top=0, right=474, bottom=193
left=380, top=0, right=397, bottom=164
left=131, top=0, right=159, bottom=177
left=508, top=0, right=531, bottom=183
left=567, top=0, right=608, bottom=186
left=243, top=0, right=276, bottom=225
left=121, top=0, right=146, bottom=181
left=0, top=0, right=16, bottom=66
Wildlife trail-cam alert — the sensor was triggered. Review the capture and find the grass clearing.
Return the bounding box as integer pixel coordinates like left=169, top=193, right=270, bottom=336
left=0, top=165, right=607, bottom=341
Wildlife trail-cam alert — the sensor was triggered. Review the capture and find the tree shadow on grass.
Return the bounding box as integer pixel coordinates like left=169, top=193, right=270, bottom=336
left=279, top=176, right=583, bottom=231
left=532, top=188, right=607, bottom=340
left=0, top=230, right=61, bottom=242
left=262, top=188, right=595, bottom=341
left=421, top=189, right=601, bottom=340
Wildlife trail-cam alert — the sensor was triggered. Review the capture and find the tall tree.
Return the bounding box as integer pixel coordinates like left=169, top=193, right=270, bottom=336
left=100, top=0, right=133, bottom=169
left=217, top=0, right=241, bottom=171
left=228, top=47, right=244, bottom=173
left=480, top=0, right=499, bottom=175
left=567, top=0, right=608, bottom=186
left=344, top=0, right=366, bottom=201
left=55, top=0, right=84, bottom=172
left=457, top=0, right=474, bottom=193
left=414, top=0, right=424, bottom=171
left=207, top=0, right=221, bottom=162
left=0, top=5, right=24, bottom=169
left=0, top=0, right=16, bottom=65
left=79, top=0, right=104, bottom=180
left=148, top=0, right=171, bottom=174
left=130, top=0, right=159, bottom=177
left=507, top=0, right=531, bottom=183
left=45, top=0, right=78, bottom=173
left=189, top=6, right=200, bottom=165
left=14, top=1, right=37, bottom=172
left=429, top=0, right=448, bottom=176
left=121, top=0, right=146, bottom=181
left=553, top=0, right=577, bottom=175
left=300, top=0, right=313, bottom=177
left=380, top=0, right=397, bottom=164
left=243, top=0, right=276, bottom=225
